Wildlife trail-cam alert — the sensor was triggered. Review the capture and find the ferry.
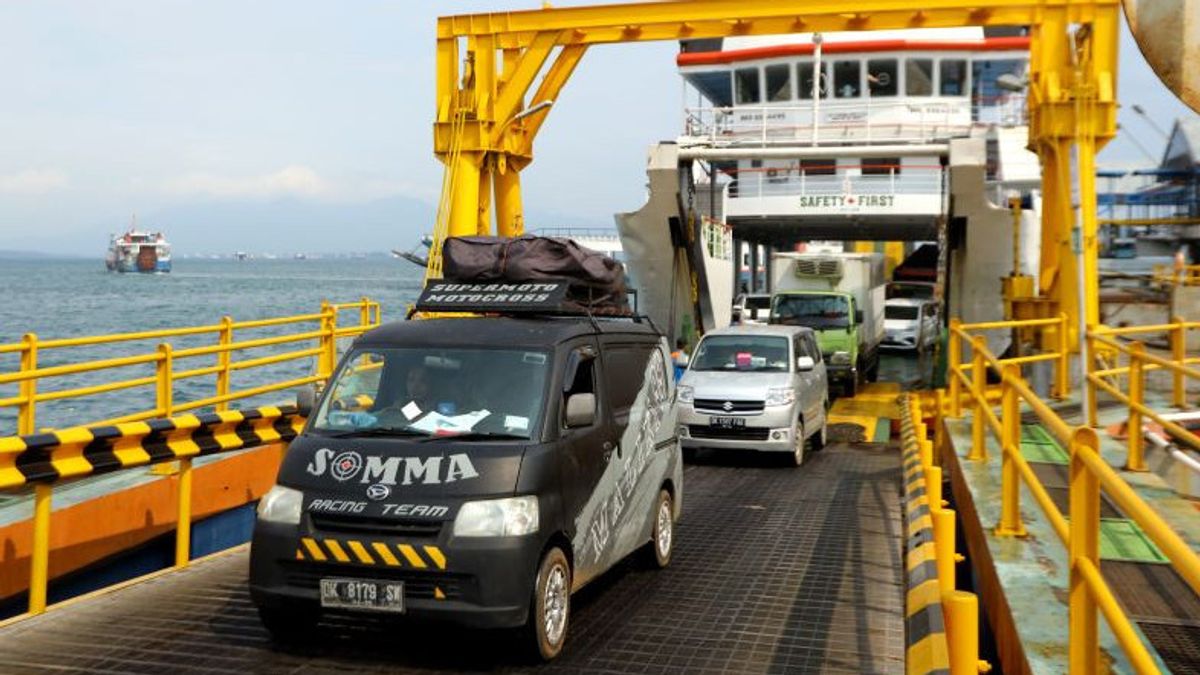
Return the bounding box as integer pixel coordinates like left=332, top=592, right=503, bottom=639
left=620, top=26, right=1039, bottom=356
left=105, top=227, right=172, bottom=273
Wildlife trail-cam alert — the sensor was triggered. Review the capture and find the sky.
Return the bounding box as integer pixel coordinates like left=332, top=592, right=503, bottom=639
left=0, top=1, right=1195, bottom=256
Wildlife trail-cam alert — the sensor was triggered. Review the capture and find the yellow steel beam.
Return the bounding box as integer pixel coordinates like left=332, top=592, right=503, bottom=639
left=432, top=0, right=1121, bottom=346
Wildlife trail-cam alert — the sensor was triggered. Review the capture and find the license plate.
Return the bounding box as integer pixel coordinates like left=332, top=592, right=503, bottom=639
left=710, top=416, right=745, bottom=428
left=319, top=577, right=405, bottom=613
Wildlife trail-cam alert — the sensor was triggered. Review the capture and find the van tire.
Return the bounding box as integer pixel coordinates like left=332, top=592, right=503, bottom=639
left=258, top=605, right=318, bottom=643
left=792, top=420, right=806, bottom=466
left=843, top=378, right=858, bottom=398
left=526, top=547, right=571, bottom=661
left=808, top=416, right=827, bottom=452
left=644, top=489, right=674, bottom=568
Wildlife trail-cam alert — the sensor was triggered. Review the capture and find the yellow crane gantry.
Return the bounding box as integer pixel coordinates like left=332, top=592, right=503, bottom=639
left=432, top=0, right=1121, bottom=347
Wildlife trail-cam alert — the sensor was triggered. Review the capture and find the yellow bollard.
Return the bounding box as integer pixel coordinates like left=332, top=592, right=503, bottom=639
left=969, top=336, right=988, bottom=461
left=28, top=483, right=52, bottom=614
left=945, top=591, right=984, bottom=675
left=928, top=465, right=943, bottom=511
left=934, top=388, right=947, bottom=462
left=933, top=505, right=956, bottom=596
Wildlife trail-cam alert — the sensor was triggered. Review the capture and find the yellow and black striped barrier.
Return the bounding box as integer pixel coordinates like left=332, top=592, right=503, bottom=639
left=0, top=405, right=305, bottom=489
left=296, top=536, right=447, bottom=570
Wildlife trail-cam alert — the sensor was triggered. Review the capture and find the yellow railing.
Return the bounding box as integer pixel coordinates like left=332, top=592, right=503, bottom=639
left=946, top=318, right=1200, bottom=674
left=1152, top=263, right=1200, bottom=287
left=1085, top=319, right=1200, bottom=470
left=0, top=298, right=381, bottom=621
left=0, top=298, right=381, bottom=436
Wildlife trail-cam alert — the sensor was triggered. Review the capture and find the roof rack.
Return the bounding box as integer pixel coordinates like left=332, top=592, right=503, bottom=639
left=410, top=280, right=646, bottom=324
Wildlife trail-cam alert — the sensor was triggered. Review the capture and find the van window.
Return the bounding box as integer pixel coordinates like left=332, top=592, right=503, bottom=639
left=834, top=60, right=861, bottom=98
left=867, top=59, right=898, bottom=97
left=940, top=59, right=968, bottom=96
left=312, top=347, right=549, bottom=439
left=735, top=67, right=761, bottom=104
left=692, top=335, right=791, bottom=372
left=765, top=63, right=792, bottom=102
left=906, top=59, right=934, bottom=96
left=601, top=345, right=655, bottom=415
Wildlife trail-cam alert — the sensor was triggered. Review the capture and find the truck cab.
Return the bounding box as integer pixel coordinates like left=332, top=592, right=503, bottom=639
left=768, top=290, right=873, bottom=396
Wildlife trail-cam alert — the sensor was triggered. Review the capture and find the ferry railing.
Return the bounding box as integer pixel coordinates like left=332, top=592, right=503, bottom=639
left=945, top=317, right=1200, bottom=674
left=0, top=298, right=380, bottom=436
left=1085, top=319, right=1200, bottom=470
left=724, top=164, right=945, bottom=201
left=0, top=298, right=380, bottom=620
left=1151, top=263, right=1200, bottom=287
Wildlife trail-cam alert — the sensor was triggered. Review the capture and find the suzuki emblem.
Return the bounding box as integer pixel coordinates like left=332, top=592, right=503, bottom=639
left=722, top=401, right=733, bottom=412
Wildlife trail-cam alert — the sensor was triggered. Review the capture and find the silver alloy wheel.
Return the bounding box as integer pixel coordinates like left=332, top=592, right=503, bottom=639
left=543, top=563, right=568, bottom=645
left=656, top=496, right=673, bottom=559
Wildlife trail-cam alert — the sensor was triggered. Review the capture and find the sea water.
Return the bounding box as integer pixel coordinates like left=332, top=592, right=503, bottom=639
left=0, top=257, right=425, bottom=434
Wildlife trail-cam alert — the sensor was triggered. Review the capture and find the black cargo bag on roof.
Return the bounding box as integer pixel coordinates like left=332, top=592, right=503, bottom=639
left=441, top=235, right=631, bottom=314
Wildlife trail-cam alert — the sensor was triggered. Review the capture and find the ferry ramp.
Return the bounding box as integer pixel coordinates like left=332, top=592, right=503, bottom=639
left=0, top=440, right=907, bottom=674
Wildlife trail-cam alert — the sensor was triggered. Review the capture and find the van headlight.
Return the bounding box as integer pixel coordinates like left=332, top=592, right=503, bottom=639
left=257, top=485, right=303, bottom=525
left=453, top=496, right=539, bottom=537
left=677, top=385, right=694, bottom=404
left=766, top=387, right=795, bottom=406
left=829, top=351, right=852, bottom=365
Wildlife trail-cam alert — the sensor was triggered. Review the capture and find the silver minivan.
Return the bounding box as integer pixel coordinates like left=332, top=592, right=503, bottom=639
left=676, top=325, right=829, bottom=466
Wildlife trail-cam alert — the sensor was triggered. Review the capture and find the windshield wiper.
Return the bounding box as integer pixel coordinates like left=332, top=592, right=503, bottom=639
left=418, top=431, right=527, bottom=442
left=316, top=427, right=429, bottom=439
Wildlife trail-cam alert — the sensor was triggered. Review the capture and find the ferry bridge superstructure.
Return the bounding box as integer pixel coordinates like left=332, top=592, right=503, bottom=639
left=1, top=2, right=1200, bottom=674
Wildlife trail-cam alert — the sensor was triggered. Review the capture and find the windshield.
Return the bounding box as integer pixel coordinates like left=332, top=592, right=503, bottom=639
left=771, top=295, right=850, bottom=329
left=311, top=347, right=550, bottom=439
left=886, top=305, right=920, bottom=320
left=691, top=335, right=791, bottom=372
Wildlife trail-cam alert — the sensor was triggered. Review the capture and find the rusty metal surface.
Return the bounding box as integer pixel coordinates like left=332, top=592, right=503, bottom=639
left=0, top=444, right=906, bottom=674
left=1123, top=0, right=1200, bottom=113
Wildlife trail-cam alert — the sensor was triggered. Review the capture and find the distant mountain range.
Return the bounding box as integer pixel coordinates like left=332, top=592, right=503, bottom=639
left=0, top=249, right=70, bottom=260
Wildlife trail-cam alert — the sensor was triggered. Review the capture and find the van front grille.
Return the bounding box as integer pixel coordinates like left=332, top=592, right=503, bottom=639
left=309, top=513, right=444, bottom=538
left=694, top=399, right=765, bottom=414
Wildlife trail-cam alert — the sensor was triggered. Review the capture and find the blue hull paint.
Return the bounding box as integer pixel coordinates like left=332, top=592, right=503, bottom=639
left=0, top=503, right=256, bottom=619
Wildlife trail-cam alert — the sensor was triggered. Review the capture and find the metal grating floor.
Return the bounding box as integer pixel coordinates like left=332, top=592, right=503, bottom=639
left=0, top=443, right=905, bottom=674
left=1137, top=622, right=1200, bottom=675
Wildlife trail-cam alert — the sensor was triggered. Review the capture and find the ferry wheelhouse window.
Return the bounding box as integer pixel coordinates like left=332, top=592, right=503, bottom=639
left=834, top=60, right=861, bottom=98
left=735, top=67, right=761, bottom=104
left=765, top=63, right=792, bottom=102
left=867, top=59, right=898, bottom=97
left=862, top=158, right=900, bottom=176
left=939, top=59, right=968, bottom=96
left=800, top=159, right=835, bottom=176
left=906, top=58, right=934, bottom=96
left=796, top=62, right=827, bottom=99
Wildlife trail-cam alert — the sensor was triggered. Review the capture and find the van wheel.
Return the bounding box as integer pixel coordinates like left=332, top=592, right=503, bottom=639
left=843, top=378, right=858, bottom=398
left=792, top=421, right=806, bottom=466
left=526, top=547, right=571, bottom=661
left=644, top=489, right=674, bottom=568
left=258, top=605, right=318, bottom=643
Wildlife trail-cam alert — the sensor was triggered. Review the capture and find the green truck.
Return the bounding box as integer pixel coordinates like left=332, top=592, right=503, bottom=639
left=768, top=252, right=886, bottom=397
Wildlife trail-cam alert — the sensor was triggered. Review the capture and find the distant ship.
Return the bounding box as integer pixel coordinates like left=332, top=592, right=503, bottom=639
left=105, top=224, right=171, bottom=273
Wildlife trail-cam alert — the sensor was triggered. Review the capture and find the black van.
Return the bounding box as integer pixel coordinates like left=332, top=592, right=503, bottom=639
left=249, top=315, right=681, bottom=659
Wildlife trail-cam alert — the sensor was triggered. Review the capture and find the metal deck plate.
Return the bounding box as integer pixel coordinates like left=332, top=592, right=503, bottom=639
left=0, top=443, right=906, bottom=674
left=1020, top=424, right=1069, bottom=464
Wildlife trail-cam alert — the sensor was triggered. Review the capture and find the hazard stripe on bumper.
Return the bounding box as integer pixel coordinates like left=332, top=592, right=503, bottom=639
left=296, top=536, right=447, bottom=570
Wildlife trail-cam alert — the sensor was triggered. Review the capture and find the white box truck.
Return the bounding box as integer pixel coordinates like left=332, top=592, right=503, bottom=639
left=768, top=252, right=886, bottom=396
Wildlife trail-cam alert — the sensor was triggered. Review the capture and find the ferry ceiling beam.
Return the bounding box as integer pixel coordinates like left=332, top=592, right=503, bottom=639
left=434, top=0, right=1121, bottom=346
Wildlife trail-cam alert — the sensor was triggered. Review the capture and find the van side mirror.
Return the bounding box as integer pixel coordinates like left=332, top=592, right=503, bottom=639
left=564, top=393, right=596, bottom=428
left=796, top=356, right=816, bottom=372
left=296, top=387, right=316, bottom=417
left=854, top=309, right=864, bottom=324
